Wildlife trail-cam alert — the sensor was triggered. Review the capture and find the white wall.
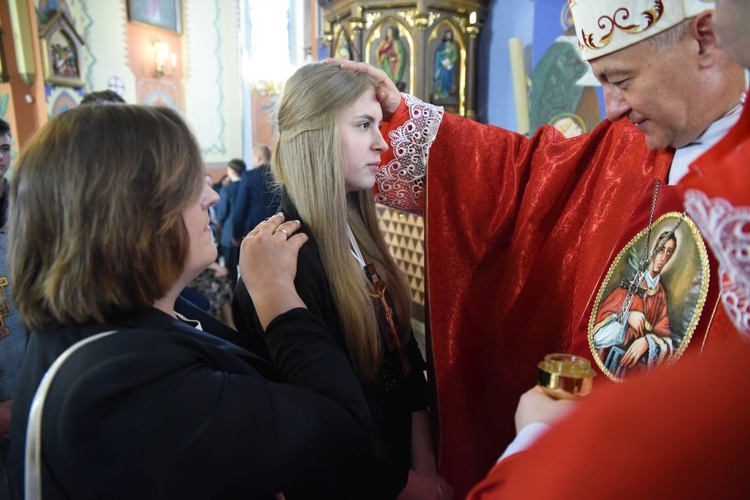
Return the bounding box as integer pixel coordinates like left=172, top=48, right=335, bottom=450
left=83, top=1, right=135, bottom=103
left=184, top=0, right=243, bottom=162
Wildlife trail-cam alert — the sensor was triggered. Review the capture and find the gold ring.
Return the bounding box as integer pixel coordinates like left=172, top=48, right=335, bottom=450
left=275, top=228, right=288, bottom=236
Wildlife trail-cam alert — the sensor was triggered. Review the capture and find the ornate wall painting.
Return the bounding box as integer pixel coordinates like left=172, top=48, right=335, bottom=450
left=45, top=85, right=80, bottom=116
left=137, top=78, right=179, bottom=110
left=107, top=76, right=126, bottom=98
left=530, top=0, right=604, bottom=136
left=39, top=10, right=85, bottom=87
left=37, top=1, right=73, bottom=25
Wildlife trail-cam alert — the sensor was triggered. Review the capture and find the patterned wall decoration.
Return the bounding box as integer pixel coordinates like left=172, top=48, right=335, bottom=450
left=377, top=206, right=425, bottom=318
left=0, top=92, right=17, bottom=161
left=529, top=0, right=603, bottom=136
left=107, top=76, right=126, bottom=97
left=0, top=93, right=9, bottom=120
left=45, top=85, right=81, bottom=116
left=137, top=78, right=178, bottom=109
left=36, top=0, right=96, bottom=93
left=36, top=1, right=73, bottom=25
left=183, top=0, right=228, bottom=158
left=85, top=1, right=132, bottom=102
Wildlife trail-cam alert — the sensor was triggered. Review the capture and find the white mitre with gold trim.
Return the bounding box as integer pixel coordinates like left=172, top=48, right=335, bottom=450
left=569, top=0, right=715, bottom=60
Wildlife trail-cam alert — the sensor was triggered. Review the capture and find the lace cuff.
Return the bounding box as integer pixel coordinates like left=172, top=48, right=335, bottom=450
left=374, top=94, right=444, bottom=215
left=684, top=189, right=750, bottom=336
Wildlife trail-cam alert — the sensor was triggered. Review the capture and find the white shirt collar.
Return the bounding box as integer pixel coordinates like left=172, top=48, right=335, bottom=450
left=644, top=270, right=661, bottom=290
left=669, top=101, right=744, bottom=184
left=175, top=312, right=204, bottom=331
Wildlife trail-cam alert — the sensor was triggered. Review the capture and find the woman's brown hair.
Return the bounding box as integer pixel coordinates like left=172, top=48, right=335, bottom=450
left=8, top=105, right=204, bottom=332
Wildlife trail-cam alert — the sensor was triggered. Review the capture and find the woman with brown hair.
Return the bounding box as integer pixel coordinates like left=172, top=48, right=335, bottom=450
left=7, top=104, right=369, bottom=499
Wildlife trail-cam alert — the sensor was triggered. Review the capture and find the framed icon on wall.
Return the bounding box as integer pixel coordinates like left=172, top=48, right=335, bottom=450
left=127, top=0, right=182, bottom=34
left=39, top=10, right=85, bottom=87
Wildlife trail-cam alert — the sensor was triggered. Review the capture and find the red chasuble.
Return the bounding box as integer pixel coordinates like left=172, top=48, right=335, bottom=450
left=679, top=104, right=750, bottom=335
left=467, top=104, right=750, bottom=500
left=375, top=96, right=733, bottom=496
left=466, top=339, right=750, bottom=499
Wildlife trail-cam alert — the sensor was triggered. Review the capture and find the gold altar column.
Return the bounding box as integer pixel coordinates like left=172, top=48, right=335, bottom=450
left=465, top=13, right=481, bottom=120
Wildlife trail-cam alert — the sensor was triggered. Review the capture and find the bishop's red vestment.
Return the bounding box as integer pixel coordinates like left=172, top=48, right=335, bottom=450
left=465, top=338, right=750, bottom=499
left=375, top=95, right=735, bottom=496
left=466, top=94, right=750, bottom=500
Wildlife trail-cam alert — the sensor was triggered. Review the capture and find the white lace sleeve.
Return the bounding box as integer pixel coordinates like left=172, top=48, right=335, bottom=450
left=684, top=189, right=750, bottom=336
left=374, top=94, right=444, bottom=215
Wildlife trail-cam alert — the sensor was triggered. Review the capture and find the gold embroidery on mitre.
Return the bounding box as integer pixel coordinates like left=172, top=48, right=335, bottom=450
left=579, top=0, right=665, bottom=51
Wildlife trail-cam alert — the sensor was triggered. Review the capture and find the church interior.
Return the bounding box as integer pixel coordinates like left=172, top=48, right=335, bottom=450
left=0, top=0, right=559, bottom=328
left=2, top=0, right=749, bottom=498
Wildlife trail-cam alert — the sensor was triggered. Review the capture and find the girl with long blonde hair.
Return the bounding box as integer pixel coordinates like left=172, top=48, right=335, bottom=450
left=233, top=63, right=451, bottom=498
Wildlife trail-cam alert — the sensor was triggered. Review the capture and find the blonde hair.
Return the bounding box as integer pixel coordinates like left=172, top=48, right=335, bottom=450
left=9, top=105, right=204, bottom=332
left=273, top=63, right=412, bottom=380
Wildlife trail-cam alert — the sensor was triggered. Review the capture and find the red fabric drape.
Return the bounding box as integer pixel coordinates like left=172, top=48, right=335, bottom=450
left=377, top=102, right=733, bottom=495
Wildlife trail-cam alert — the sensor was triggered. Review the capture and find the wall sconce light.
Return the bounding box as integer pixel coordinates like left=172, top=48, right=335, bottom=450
left=153, top=41, right=176, bottom=78
left=251, top=79, right=285, bottom=96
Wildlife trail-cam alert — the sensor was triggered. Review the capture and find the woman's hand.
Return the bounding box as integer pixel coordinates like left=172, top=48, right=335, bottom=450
left=239, top=213, right=308, bottom=329
left=323, top=58, right=401, bottom=120
left=514, top=387, right=579, bottom=434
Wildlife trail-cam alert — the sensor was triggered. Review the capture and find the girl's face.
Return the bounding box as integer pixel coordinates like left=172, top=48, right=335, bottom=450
left=337, top=87, right=388, bottom=193
left=181, top=182, right=219, bottom=280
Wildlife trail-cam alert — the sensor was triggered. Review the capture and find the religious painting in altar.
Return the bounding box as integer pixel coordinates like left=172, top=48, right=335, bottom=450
left=316, top=4, right=328, bottom=60
left=588, top=212, right=710, bottom=382
left=427, top=21, right=462, bottom=107
left=333, top=29, right=352, bottom=60
left=367, top=20, right=412, bottom=93
left=529, top=0, right=604, bottom=137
